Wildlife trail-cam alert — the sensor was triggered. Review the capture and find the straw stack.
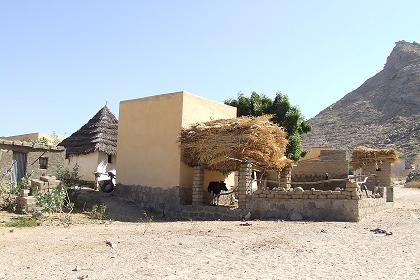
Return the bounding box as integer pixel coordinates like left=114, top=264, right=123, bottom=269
left=180, top=115, right=293, bottom=173
left=350, top=146, right=400, bottom=169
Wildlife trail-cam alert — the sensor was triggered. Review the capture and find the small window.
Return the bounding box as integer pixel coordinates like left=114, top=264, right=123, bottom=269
left=107, top=154, right=112, bottom=163
left=39, top=157, right=48, bottom=169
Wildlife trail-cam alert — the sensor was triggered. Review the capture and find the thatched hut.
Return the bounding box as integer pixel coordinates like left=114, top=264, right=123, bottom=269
left=350, top=146, right=400, bottom=170
left=350, top=146, right=400, bottom=188
left=59, top=106, right=118, bottom=182
left=180, top=115, right=293, bottom=173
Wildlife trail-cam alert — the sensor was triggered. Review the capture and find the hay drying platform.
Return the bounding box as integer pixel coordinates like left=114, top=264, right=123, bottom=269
left=350, top=146, right=400, bottom=169
left=180, top=115, right=293, bottom=173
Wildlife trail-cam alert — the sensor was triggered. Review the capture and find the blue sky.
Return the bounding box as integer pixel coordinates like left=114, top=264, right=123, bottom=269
left=1, top=0, right=419, bottom=137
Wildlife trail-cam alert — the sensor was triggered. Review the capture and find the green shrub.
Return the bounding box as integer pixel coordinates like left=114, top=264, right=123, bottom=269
left=89, top=204, right=107, bottom=220
left=35, top=186, right=73, bottom=215
left=5, top=217, right=37, bottom=228
left=406, top=171, right=420, bottom=183
left=56, top=164, right=81, bottom=188
left=0, top=174, right=32, bottom=210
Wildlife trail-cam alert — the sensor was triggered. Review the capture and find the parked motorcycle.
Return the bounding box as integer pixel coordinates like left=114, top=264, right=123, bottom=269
left=96, top=170, right=116, bottom=193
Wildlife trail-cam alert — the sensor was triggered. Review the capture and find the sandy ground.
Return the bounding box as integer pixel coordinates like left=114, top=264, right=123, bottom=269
left=0, top=186, right=419, bottom=280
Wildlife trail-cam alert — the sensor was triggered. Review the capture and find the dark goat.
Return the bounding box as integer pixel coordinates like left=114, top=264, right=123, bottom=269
left=208, top=181, right=228, bottom=206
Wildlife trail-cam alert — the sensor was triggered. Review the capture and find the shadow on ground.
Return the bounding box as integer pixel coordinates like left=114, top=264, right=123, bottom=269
left=70, top=188, right=156, bottom=222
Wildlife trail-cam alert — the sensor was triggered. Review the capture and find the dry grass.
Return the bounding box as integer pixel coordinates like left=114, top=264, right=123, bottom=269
left=180, top=115, right=293, bottom=173
left=350, top=146, right=400, bottom=169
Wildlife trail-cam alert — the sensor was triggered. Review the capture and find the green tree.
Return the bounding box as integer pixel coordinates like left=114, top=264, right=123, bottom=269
left=225, top=92, right=311, bottom=161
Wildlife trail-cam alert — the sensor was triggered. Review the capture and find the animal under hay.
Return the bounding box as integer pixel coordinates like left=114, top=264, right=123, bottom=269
left=180, top=115, right=293, bottom=173
left=350, top=146, right=400, bottom=170
left=208, top=181, right=228, bottom=206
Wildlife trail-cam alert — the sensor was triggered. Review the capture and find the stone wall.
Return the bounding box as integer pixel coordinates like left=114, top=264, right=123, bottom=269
left=115, top=184, right=192, bottom=214
left=115, top=180, right=391, bottom=222
left=292, top=160, right=348, bottom=180
left=251, top=188, right=360, bottom=200
left=0, top=139, right=65, bottom=181
left=26, top=150, right=65, bottom=179
left=292, top=150, right=349, bottom=191
left=246, top=196, right=359, bottom=221
left=247, top=187, right=360, bottom=221
left=361, top=162, right=391, bottom=187
left=0, top=149, right=13, bottom=177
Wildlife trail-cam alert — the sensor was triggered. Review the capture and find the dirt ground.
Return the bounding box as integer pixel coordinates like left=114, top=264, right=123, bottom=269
left=0, top=186, right=419, bottom=280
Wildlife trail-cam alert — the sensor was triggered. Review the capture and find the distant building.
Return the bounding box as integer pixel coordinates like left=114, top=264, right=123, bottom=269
left=59, top=106, right=118, bottom=182
left=3, top=132, right=64, bottom=146
left=291, top=146, right=349, bottom=190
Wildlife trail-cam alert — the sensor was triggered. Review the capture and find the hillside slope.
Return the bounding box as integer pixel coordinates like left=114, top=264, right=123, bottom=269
left=303, top=41, right=420, bottom=163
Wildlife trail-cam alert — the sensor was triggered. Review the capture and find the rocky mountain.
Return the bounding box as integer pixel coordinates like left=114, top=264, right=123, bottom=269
left=303, top=41, right=420, bottom=164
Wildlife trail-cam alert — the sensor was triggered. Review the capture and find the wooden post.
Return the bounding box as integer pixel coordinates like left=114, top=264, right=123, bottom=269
left=192, top=166, right=204, bottom=205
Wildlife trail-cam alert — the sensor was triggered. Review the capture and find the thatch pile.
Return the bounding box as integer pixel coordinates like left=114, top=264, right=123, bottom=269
left=350, top=146, right=400, bottom=169
left=180, top=115, right=293, bottom=173
left=59, top=106, right=118, bottom=156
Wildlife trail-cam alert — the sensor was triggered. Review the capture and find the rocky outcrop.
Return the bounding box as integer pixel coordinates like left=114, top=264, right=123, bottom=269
left=303, top=41, right=420, bottom=164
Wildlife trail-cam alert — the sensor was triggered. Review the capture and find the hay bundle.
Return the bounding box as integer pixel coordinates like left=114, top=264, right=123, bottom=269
left=350, top=146, right=400, bottom=169
left=180, top=115, right=293, bottom=173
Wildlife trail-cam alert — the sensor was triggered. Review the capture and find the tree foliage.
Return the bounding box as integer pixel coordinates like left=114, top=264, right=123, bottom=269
left=225, top=91, right=311, bottom=161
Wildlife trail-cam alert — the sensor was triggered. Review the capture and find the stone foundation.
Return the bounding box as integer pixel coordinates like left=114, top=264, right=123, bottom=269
left=115, top=180, right=391, bottom=222
left=115, top=184, right=192, bottom=213
left=167, top=205, right=248, bottom=220
left=246, top=197, right=360, bottom=221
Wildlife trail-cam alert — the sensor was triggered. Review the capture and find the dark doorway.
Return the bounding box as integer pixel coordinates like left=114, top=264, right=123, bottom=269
left=12, top=152, right=27, bottom=183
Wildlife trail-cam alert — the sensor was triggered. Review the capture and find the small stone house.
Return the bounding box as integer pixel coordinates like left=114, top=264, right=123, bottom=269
left=58, top=106, right=118, bottom=182
left=291, top=147, right=349, bottom=190
left=0, top=139, right=65, bottom=183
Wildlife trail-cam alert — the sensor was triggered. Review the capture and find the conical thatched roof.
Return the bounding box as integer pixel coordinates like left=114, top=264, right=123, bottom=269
left=59, top=106, right=118, bottom=156
left=180, top=115, right=293, bottom=173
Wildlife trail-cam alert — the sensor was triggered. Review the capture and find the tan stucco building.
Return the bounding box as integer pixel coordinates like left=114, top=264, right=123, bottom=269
left=117, top=91, right=237, bottom=190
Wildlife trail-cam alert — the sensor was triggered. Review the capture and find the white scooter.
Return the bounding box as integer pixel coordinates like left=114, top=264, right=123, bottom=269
left=94, top=161, right=117, bottom=193
left=95, top=170, right=117, bottom=193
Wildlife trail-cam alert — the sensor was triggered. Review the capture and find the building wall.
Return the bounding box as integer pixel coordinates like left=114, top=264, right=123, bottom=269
left=361, top=162, right=392, bottom=187
left=116, top=91, right=237, bottom=189
left=302, top=146, right=335, bottom=160
left=180, top=93, right=237, bottom=188
left=117, top=92, right=184, bottom=187
left=0, top=143, right=65, bottom=182
left=0, top=149, right=13, bottom=178
left=66, top=152, right=100, bottom=182
left=65, top=151, right=116, bottom=182
left=98, top=152, right=117, bottom=171
left=26, top=150, right=65, bottom=179
left=3, top=132, right=65, bottom=145
left=291, top=149, right=348, bottom=190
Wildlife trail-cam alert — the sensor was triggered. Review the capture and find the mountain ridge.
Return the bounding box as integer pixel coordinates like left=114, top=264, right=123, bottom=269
left=303, top=40, right=420, bottom=164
